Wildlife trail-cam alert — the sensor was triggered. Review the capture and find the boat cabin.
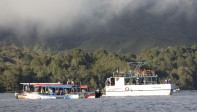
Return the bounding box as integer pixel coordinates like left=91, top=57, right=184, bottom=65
left=20, top=82, right=89, bottom=95
left=105, top=70, right=158, bottom=87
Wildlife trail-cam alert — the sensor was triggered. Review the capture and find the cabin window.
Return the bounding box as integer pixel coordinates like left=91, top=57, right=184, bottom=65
left=111, top=78, right=115, bottom=86
left=125, top=78, right=131, bottom=85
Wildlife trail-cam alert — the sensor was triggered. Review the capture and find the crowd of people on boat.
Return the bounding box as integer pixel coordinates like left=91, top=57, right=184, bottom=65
left=24, top=85, right=77, bottom=96
left=67, top=79, right=74, bottom=85
left=164, top=79, right=171, bottom=84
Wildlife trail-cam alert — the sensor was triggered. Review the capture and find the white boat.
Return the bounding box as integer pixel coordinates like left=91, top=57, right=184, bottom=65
left=103, top=62, right=176, bottom=96
left=16, top=82, right=88, bottom=99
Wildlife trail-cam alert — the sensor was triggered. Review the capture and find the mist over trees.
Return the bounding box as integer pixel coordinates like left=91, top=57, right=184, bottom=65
left=1, top=0, right=197, bottom=54
left=0, top=45, right=197, bottom=92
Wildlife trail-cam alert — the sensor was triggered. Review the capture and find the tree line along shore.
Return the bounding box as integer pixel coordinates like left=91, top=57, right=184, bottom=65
left=0, top=45, right=197, bottom=92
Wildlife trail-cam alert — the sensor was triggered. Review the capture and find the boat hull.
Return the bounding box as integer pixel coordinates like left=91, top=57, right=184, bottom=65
left=16, top=92, right=79, bottom=99
left=85, top=94, right=95, bottom=98
left=105, top=84, right=175, bottom=96
left=64, top=94, right=79, bottom=99
left=105, top=90, right=171, bottom=96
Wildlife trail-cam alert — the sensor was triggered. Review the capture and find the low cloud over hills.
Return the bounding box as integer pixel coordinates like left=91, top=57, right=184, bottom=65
left=0, top=0, right=197, bottom=53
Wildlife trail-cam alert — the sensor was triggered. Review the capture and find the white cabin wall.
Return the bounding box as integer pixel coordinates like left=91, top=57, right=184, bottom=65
left=115, top=77, right=125, bottom=87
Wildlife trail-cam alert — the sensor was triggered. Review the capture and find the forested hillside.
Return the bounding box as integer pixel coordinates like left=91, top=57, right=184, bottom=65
left=0, top=45, right=197, bottom=92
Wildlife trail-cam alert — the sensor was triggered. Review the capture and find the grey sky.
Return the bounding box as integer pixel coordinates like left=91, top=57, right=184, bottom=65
left=0, top=0, right=196, bottom=39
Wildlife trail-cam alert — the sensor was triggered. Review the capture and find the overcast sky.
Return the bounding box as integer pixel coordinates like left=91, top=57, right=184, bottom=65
left=0, top=0, right=196, bottom=39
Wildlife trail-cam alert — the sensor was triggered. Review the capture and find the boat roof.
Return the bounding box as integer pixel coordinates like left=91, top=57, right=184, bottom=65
left=40, top=85, right=88, bottom=89
left=20, top=83, right=62, bottom=85
left=20, top=83, right=89, bottom=89
left=112, top=75, right=158, bottom=78
left=41, top=85, right=79, bottom=88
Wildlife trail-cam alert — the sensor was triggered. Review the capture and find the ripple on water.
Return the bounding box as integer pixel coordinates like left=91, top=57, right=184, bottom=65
left=0, top=91, right=197, bottom=112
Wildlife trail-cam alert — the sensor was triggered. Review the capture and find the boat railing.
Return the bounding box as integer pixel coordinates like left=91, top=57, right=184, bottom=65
left=113, top=73, right=158, bottom=78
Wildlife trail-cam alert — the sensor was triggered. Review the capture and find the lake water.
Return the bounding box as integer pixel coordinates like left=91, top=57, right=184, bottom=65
left=0, top=90, right=196, bottom=112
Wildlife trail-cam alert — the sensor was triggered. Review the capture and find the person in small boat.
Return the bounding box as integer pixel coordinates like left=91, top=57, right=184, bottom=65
left=59, top=89, right=63, bottom=95
left=34, top=86, right=39, bottom=92
left=55, top=89, right=59, bottom=95
left=49, top=88, right=53, bottom=95
left=64, top=89, right=68, bottom=94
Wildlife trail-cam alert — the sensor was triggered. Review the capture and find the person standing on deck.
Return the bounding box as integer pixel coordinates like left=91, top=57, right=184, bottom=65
left=81, top=89, right=86, bottom=98
left=167, top=79, right=170, bottom=84
left=25, top=85, right=28, bottom=91
left=67, top=79, right=71, bottom=85
left=71, top=80, right=74, bottom=85
left=164, top=79, right=168, bottom=84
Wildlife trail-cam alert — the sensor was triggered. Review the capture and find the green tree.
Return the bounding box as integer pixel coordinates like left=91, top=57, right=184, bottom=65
left=0, top=70, right=18, bottom=92
left=89, top=77, right=97, bottom=91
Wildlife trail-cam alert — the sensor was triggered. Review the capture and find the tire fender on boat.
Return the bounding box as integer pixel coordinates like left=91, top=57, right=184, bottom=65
left=125, top=87, right=129, bottom=91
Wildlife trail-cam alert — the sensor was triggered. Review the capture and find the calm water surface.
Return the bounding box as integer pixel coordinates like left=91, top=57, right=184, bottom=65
left=0, top=90, right=196, bottom=112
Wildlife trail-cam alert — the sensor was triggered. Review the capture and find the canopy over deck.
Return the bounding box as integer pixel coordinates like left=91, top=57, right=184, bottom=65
left=20, top=83, right=89, bottom=89
left=20, top=83, right=62, bottom=85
